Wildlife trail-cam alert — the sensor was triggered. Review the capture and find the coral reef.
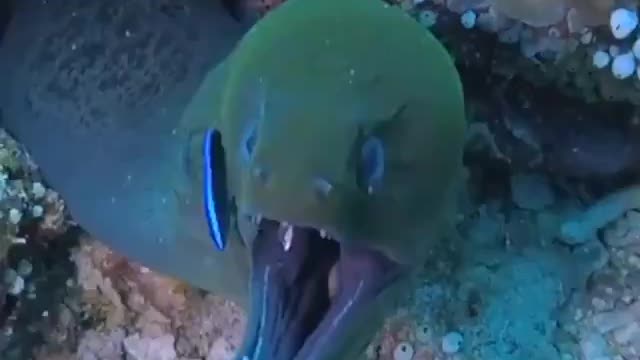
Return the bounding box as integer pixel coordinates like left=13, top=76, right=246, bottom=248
left=361, top=166, right=640, bottom=360
left=63, top=240, right=246, bottom=360
left=405, top=0, right=640, bottom=105
left=0, top=127, right=73, bottom=359
left=25, top=237, right=246, bottom=360
left=1, top=1, right=640, bottom=360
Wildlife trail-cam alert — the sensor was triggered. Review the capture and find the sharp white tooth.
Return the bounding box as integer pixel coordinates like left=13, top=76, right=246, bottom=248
left=283, top=225, right=293, bottom=252
left=253, top=217, right=258, bottom=224
left=313, top=178, right=333, bottom=197
left=320, top=229, right=327, bottom=238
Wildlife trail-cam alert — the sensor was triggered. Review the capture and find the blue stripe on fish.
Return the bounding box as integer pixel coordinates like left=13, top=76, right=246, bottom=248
left=203, top=129, right=228, bottom=251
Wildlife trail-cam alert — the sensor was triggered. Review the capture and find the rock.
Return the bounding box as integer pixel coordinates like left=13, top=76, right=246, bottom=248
left=77, top=329, right=126, bottom=360
left=613, top=322, right=640, bottom=345
left=510, top=173, right=555, bottom=210
left=572, top=240, right=610, bottom=274
left=124, top=334, right=177, bottom=360
left=591, top=302, right=640, bottom=334
left=207, top=338, right=237, bottom=360
left=603, top=210, right=640, bottom=248
left=579, top=331, right=611, bottom=360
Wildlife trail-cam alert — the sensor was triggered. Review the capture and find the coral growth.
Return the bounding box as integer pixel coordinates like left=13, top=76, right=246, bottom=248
left=0, top=129, right=65, bottom=264
left=63, top=239, right=246, bottom=360
left=406, top=0, right=640, bottom=105
left=361, top=162, right=640, bottom=359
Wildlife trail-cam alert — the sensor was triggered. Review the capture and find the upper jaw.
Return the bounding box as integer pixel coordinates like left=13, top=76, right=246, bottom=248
left=235, top=217, right=406, bottom=360
left=239, top=207, right=340, bottom=248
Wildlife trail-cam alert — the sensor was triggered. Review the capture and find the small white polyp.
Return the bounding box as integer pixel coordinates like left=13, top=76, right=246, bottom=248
left=592, top=50, right=611, bottom=69
left=442, top=331, right=464, bottom=354
left=612, top=52, right=636, bottom=79
left=610, top=8, right=638, bottom=39
left=633, top=38, right=640, bottom=59
left=460, top=10, right=477, bottom=29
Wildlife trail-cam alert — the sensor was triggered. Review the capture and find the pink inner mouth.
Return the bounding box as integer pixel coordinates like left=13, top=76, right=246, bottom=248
left=238, top=219, right=403, bottom=360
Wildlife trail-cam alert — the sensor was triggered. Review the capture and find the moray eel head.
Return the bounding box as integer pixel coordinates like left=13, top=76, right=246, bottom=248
left=200, top=0, right=465, bottom=358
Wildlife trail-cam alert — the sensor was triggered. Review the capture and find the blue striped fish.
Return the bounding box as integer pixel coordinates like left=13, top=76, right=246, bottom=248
left=203, top=128, right=229, bottom=251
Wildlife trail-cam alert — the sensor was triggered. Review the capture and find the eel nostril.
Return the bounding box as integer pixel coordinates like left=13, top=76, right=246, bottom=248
left=357, top=136, right=385, bottom=194
left=242, top=124, right=258, bottom=162
left=313, top=177, right=333, bottom=199
left=252, top=166, right=269, bottom=184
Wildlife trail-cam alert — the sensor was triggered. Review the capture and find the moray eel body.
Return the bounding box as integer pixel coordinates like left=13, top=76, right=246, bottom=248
left=183, top=0, right=466, bottom=358
left=0, top=0, right=252, bottom=305
left=1, top=0, right=465, bottom=358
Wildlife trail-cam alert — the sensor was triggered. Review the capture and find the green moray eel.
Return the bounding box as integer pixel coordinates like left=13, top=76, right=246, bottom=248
left=183, top=0, right=466, bottom=358
left=1, top=0, right=465, bottom=358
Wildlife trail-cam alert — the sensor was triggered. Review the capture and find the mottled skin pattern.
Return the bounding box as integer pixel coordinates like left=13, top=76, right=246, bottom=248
left=1, top=0, right=465, bottom=357
left=0, top=0, right=252, bottom=304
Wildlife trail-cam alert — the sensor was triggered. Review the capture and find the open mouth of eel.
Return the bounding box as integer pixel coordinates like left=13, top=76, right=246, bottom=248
left=238, top=218, right=405, bottom=360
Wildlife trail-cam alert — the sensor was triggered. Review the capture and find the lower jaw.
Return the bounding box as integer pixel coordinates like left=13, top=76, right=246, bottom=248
left=236, top=219, right=404, bottom=360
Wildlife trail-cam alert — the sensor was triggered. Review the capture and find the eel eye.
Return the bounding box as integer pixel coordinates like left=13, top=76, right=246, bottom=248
left=357, top=136, right=385, bottom=194
left=203, top=129, right=230, bottom=251
left=242, top=124, right=258, bottom=161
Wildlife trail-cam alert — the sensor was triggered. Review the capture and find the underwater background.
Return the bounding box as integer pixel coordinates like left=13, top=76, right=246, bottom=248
left=0, top=0, right=639, bottom=359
